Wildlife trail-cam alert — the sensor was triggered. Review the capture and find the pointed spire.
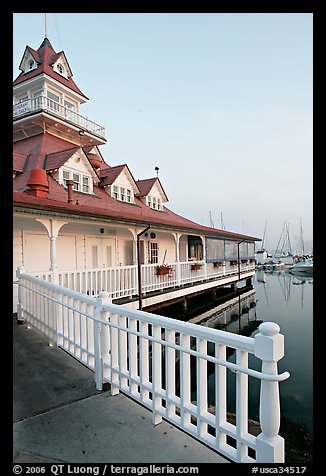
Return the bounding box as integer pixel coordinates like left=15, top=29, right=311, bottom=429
left=45, top=13, right=48, bottom=39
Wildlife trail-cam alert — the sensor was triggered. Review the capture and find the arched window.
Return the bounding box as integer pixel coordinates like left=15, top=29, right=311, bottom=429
left=57, top=63, right=64, bottom=74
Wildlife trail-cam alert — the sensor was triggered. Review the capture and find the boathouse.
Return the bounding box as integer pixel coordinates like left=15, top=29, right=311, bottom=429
left=13, top=31, right=292, bottom=465
left=13, top=36, right=260, bottom=310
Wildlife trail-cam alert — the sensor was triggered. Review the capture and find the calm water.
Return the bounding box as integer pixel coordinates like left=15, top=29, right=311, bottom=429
left=190, top=269, right=313, bottom=432
left=253, top=269, right=313, bottom=431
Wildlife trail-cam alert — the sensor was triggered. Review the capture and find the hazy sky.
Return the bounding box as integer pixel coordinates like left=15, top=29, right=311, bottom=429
left=13, top=13, right=313, bottom=252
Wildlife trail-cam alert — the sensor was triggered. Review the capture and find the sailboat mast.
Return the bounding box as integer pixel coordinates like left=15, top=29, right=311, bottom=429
left=300, top=218, right=305, bottom=254
left=261, top=220, right=267, bottom=250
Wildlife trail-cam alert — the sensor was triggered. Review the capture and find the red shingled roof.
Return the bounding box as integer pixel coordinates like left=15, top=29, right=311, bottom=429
left=13, top=38, right=88, bottom=100
left=13, top=151, right=28, bottom=173
left=136, top=177, right=168, bottom=201
left=44, top=147, right=79, bottom=171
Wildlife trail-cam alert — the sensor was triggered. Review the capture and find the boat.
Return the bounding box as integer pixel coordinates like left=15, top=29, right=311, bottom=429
left=288, top=258, right=313, bottom=276
left=273, top=220, right=294, bottom=266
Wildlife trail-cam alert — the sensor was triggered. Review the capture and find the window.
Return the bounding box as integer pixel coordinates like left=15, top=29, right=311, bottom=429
left=73, top=173, right=80, bottom=191
left=112, top=184, right=134, bottom=203
left=64, top=99, right=76, bottom=120
left=120, top=187, right=126, bottom=201
left=62, top=169, right=92, bottom=194
left=28, top=59, right=35, bottom=70
left=63, top=170, right=70, bottom=187
left=33, top=91, right=42, bottom=109
left=149, top=242, right=159, bottom=264
left=57, top=63, right=64, bottom=74
left=113, top=185, right=119, bottom=199
left=82, top=176, right=90, bottom=193
left=147, top=195, right=162, bottom=210
left=47, top=90, right=60, bottom=112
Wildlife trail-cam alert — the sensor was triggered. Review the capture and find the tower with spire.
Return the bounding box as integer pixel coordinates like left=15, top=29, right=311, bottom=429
left=13, top=35, right=106, bottom=147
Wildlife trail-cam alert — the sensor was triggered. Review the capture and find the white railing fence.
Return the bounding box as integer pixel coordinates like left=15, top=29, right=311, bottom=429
left=16, top=268, right=289, bottom=463
left=29, top=260, right=256, bottom=301
left=13, top=96, right=106, bottom=139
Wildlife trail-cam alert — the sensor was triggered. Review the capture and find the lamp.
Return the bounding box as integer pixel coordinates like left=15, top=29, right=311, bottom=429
left=78, top=129, right=85, bottom=136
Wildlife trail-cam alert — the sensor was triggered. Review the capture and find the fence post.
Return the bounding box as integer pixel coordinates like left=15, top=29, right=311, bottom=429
left=16, top=266, right=25, bottom=323
left=94, top=291, right=111, bottom=391
left=254, top=322, right=285, bottom=463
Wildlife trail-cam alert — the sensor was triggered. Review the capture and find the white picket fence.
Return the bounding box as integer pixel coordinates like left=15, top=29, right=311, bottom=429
left=16, top=268, right=289, bottom=463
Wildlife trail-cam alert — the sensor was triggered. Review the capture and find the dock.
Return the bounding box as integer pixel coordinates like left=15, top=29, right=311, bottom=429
left=13, top=316, right=228, bottom=464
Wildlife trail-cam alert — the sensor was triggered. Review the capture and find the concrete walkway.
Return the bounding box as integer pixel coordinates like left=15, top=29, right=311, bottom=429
left=13, top=318, right=228, bottom=464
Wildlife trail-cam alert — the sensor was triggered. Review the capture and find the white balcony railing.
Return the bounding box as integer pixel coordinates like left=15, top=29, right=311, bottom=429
left=29, top=260, right=256, bottom=301
left=16, top=269, right=289, bottom=463
left=13, top=96, right=106, bottom=139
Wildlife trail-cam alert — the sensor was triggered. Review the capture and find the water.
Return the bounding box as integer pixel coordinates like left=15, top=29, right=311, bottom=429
left=155, top=268, right=313, bottom=433
left=253, top=269, right=313, bottom=432
left=188, top=269, right=313, bottom=432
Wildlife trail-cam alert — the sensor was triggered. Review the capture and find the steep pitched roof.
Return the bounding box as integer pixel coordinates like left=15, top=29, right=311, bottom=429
left=13, top=38, right=88, bottom=100
left=43, top=147, right=80, bottom=171
left=136, top=177, right=168, bottom=201
left=13, top=151, right=28, bottom=173
left=100, top=164, right=126, bottom=186
left=13, top=133, right=80, bottom=179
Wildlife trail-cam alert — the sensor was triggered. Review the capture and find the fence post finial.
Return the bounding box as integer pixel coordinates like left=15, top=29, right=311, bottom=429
left=254, top=322, right=286, bottom=463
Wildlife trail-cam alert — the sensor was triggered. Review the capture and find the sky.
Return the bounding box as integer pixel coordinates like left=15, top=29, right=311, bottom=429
left=13, top=12, right=313, bottom=253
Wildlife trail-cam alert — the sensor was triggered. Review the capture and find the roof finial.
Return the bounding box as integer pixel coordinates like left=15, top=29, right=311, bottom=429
left=155, top=166, right=159, bottom=177
left=45, top=13, right=48, bottom=39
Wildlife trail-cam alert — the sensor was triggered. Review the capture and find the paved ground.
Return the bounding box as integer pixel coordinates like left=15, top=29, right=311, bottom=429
left=13, top=317, right=228, bottom=464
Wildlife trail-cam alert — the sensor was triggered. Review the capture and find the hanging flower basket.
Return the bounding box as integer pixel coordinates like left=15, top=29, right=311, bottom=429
left=155, top=264, right=172, bottom=276
left=213, top=262, right=223, bottom=268
left=191, top=263, right=203, bottom=271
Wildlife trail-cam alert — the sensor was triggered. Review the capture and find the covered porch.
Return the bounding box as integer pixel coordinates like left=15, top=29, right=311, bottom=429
left=13, top=212, right=256, bottom=310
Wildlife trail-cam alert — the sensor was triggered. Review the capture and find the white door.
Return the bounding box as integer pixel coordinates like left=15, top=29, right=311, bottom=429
left=86, top=237, right=115, bottom=268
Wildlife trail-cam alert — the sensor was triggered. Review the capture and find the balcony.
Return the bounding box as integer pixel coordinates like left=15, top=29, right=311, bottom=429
left=13, top=96, right=106, bottom=141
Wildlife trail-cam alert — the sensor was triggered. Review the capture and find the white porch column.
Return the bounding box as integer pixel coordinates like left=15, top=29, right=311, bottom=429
left=127, top=228, right=138, bottom=264
left=172, top=233, right=181, bottom=286
left=199, top=235, right=207, bottom=280
left=36, top=218, right=68, bottom=283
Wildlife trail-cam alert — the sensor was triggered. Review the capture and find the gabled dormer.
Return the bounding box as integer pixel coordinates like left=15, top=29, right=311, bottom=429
left=136, top=178, right=168, bottom=211
left=100, top=164, right=140, bottom=204
left=19, top=46, right=39, bottom=73
left=47, top=147, right=99, bottom=195
left=52, top=52, right=72, bottom=80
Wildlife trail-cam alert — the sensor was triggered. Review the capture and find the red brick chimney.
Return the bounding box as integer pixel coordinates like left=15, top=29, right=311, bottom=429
left=26, top=169, right=49, bottom=198
left=66, top=179, right=74, bottom=203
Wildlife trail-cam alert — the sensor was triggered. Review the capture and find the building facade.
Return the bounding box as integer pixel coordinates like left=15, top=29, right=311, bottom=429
left=13, top=36, right=261, bottom=311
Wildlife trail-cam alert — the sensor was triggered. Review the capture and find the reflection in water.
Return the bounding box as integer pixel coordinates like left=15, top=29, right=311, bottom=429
left=187, top=269, right=313, bottom=432
left=190, top=288, right=262, bottom=338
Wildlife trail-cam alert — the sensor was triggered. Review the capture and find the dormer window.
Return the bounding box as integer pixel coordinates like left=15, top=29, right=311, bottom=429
left=111, top=184, right=134, bottom=203
left=62, top=169, right=92, bottom=194
left=147, top=195, right=162, bottom=210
